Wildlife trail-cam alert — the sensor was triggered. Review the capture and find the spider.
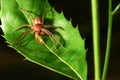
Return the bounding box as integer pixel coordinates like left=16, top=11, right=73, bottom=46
left=13, top=8, right=65, bottom=50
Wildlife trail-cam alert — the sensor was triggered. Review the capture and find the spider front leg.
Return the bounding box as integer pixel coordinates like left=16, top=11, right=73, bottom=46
left=19, top=7, right=34, bottom=20
left=41, top=8, right=52, bottom=24
left=14, top=24, right=31, bottom=31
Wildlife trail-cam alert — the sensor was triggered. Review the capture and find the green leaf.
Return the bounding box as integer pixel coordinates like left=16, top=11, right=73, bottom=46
left=1, top=0, right=87, bottom=80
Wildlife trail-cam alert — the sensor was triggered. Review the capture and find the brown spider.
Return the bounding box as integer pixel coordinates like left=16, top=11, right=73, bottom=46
left=14, top=8, right=64, bottom=50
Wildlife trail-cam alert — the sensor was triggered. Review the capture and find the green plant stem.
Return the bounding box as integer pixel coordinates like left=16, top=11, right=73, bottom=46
left=102, top=0, right=113, bottom=80
left=91, top=0, right=101, bottom=80
left=112, top=3, right=120, bottom=15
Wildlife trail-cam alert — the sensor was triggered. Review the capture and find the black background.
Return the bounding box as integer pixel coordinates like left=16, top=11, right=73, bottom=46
left=0, top=0, right=120, bottom=80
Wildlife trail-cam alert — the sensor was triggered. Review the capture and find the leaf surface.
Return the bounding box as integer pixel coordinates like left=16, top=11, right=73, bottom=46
left=1, top=0, right=87, bottom=80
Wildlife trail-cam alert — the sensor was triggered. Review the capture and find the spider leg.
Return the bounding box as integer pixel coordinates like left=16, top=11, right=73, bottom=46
left=19, top=7, right=34, bottom=21
left=41, top=8, right=52, bottom=24
left=35, top=32, right=45, bottom=44
left=42, top=29, right=58, bottom=51
left=14, top=24, right=31, bottom=31
left=44, top=25, right=64, bottom=30
left=49, top=36, right=59, bottom=51
left=42, top=29, right=65, bottom=50
left=13, top=29, right=33, bottom=46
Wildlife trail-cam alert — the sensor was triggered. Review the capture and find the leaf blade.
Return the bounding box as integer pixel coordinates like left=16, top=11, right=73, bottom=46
left=1, top=0, right=87, bottom=80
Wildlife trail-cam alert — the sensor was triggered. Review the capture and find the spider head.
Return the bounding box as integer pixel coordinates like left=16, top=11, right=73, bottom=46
left=32, top=17, right=42, bottom=25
